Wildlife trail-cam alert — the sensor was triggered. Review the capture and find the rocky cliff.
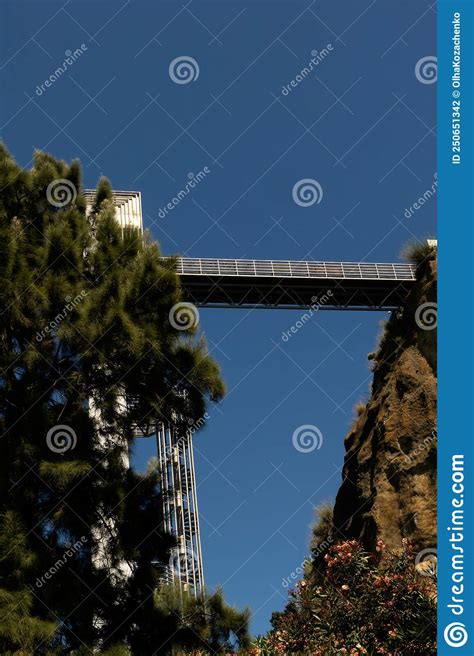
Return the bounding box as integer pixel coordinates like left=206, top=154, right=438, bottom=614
left=332, top=248, right=437, bottom=554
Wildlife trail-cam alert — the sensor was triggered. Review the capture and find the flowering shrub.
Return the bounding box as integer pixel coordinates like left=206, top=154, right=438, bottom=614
left=256, top=539, right=436, bottom=655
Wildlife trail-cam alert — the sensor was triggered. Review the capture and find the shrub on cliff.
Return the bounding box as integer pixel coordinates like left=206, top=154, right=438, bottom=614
left=401, top=240, right=436, bottom=268
left=258, top=539, right=436, bottom=655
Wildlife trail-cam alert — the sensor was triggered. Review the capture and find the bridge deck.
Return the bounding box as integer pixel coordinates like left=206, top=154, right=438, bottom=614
left=175, top=258, right=417, bottom=310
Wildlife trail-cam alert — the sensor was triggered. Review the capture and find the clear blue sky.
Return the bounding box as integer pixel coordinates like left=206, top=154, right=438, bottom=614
left=1, top=0, right=436, bottom=636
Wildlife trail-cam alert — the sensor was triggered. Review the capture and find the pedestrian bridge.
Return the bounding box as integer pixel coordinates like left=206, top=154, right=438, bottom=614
left=174, top=257, right=417, bottom=311
left=83, top=191, right=417, bottom=311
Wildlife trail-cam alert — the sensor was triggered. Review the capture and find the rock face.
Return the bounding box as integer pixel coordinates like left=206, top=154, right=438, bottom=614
left=333, top=253, right=437, bottom=554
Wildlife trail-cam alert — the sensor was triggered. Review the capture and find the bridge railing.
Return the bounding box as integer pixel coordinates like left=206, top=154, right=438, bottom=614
left=174, top=258, right=416, bottom=281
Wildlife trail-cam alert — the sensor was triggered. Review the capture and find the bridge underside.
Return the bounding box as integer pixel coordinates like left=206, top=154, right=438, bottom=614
left=179, top=275, right=415, bottom=311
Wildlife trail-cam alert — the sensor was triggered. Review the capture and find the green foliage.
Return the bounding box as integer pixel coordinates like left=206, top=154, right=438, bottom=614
left=151, top=584, right=250, bottom=654
left=257, top=540, right=436, bottom=655
left=0, top=144, right=229, bottom=653
left=99, top=645, right=132, bottom=656
left=0, top=588, right=56, bottom=654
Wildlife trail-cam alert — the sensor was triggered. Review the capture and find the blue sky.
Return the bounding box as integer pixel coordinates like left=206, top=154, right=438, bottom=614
left=1, top=0, right=436, bottom=636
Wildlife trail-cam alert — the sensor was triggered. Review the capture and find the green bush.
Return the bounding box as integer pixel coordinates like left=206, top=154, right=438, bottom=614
left=400, top=240, right=436, bottom=267
left=256, top=539, right=436, bottom=655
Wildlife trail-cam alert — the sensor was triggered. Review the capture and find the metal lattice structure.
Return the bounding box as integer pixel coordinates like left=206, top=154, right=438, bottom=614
left=156, top=424, right=204, bottom=595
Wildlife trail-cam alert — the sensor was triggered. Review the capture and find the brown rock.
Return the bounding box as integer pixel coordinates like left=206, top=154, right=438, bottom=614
left=333, top=253, right=437, bottom=554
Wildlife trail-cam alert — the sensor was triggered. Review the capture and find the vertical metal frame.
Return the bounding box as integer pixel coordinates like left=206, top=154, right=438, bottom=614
left=156, top=423, right=204, bottom=596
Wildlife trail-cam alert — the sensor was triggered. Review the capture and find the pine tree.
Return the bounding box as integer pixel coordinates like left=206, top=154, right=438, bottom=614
left=0, top=144, right=229, bottom=653
left=153, top=584, right=250, bottom=655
